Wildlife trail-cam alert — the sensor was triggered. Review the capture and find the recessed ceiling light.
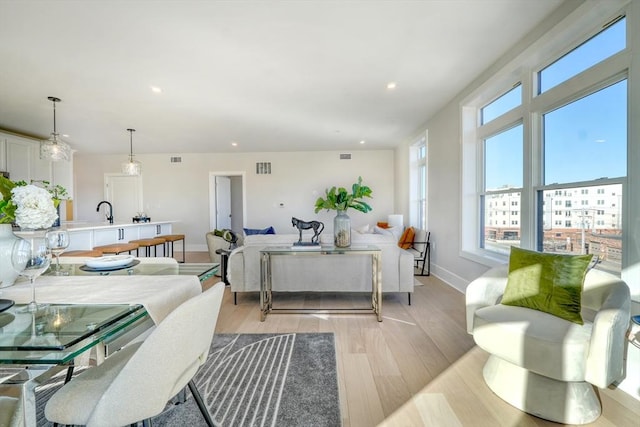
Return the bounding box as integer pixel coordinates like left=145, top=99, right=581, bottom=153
left=360, top=140, right=366, bottom=144
left=151, top=86, right=162, bottom=94
left=386, top=82, right=397, bottom=90
left=231, top=141, right=238, bottom=146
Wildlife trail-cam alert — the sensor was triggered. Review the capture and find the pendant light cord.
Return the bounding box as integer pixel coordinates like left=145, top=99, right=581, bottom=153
left=48, top=96, right=61, bottom=139
left=52, top=100, right=57, bottom=134
left=127, top=128, right=136, bottom=161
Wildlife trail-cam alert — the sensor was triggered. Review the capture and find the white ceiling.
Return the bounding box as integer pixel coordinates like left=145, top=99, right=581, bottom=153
left=0, top=0, right=564, bottom=155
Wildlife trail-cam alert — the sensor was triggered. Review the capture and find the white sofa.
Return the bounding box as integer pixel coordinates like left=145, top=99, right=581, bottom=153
left=466, top=265, right=631, bottom=424
left=227, top=232, right=414, bottom=302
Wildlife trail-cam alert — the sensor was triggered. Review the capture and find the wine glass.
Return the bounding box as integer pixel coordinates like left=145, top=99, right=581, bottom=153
left=45, top=230, right=70, bottom=276
left=12, top=237, right=51, bottom=312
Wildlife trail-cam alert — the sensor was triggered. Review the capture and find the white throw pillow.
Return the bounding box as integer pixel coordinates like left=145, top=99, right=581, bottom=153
left=373, top=225, right=392, bottom=236
left=387, top=226, right=403, bottom=241
left=354, top=224, right=371, bottom=234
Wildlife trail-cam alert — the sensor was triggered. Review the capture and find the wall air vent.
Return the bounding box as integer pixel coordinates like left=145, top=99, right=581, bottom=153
left=256, top=162, right=272, bottom=174
left=339, top=153, right=352, bottom=160
left=170, top=156, right=182, bottom=163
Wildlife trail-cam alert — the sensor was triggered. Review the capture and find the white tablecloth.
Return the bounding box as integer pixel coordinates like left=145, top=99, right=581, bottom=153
left=0, top=274, right=202, bottom=324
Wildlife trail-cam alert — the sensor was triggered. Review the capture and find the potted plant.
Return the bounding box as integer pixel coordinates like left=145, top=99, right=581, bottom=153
left=314, top=176, right=373, bottom=247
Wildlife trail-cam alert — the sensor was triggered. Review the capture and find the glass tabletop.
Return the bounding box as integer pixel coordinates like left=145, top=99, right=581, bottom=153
left=0, top=303, right=148, bottom=364
left=45, top=262, right=219, bottom=282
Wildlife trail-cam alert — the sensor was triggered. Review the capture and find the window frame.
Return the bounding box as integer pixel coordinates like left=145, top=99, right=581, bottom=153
left=460, top=4, right=631, bottom=269
left=410, top=131, right=428, bottom=230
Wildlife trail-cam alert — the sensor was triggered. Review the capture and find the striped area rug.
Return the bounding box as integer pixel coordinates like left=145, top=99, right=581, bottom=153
left=153, top=332, right=340, bottom=426
left=36, top=333, right=340, bottom=426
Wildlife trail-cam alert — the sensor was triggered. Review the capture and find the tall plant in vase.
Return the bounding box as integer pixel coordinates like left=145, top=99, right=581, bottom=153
left=314, top=176, right=373, bottom=247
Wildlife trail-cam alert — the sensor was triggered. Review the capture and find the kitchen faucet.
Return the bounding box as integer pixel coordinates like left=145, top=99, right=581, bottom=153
left=96, top=200, right=114, bottom=224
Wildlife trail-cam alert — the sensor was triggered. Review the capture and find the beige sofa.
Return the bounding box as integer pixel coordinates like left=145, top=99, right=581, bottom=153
left=227, top=232, right=414, bottom=303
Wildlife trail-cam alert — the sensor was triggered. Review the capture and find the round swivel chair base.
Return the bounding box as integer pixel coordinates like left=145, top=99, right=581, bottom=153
left=482, top=355, right=601, bottom=425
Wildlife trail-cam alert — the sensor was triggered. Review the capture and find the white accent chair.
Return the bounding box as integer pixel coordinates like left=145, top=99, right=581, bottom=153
left=44, top=282, right=226, bottom=427
left=466, top=265, right=630, bottom=425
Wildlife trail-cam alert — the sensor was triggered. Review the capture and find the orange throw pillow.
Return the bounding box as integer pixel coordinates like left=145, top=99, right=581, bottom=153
left=398, top=227, right=415, bottom=249
left=376, top=221, right=389, bottom=229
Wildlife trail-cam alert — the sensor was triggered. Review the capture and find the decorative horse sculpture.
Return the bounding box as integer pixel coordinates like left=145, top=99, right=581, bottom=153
left=292, top=217, right=324, bottom=244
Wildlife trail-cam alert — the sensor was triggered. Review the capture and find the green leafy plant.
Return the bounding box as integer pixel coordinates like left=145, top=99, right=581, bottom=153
left=31, top=180, right=70, bottom=207
left=0, top=175, right=19, bottom=224
left=314, top=176, right=373, bottom=213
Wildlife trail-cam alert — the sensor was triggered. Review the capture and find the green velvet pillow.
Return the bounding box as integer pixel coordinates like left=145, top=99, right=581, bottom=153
left=502, top=247, right=593, bottom=325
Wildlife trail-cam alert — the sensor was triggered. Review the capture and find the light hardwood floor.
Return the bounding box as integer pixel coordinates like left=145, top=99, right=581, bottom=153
left=187, top=251, right=640, bottom=426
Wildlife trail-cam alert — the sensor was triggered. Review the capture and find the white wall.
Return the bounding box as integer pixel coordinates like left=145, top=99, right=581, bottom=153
left=74, top=150, right=395, bottom=251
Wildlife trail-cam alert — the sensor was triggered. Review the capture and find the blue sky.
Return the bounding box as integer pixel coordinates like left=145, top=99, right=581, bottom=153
left=484, top=18, right=626, bottom=190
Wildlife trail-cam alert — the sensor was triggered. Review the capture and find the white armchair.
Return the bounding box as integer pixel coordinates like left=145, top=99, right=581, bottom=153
left=466, top=265, right=630, bottom=424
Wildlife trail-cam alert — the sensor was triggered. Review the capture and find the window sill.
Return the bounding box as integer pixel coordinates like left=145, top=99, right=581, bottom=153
left=460, top=249, right=508, bottom=269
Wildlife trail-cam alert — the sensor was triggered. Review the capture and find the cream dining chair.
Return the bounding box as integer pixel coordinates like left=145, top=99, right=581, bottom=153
left=44, top=282, right=225, bottom=427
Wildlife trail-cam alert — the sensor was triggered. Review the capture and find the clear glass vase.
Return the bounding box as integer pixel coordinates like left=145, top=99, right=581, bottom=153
left=334, top=210, right=351, bottom=247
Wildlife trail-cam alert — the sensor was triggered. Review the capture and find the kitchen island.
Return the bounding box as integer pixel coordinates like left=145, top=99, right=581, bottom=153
left=17, top=221, right=178, bottom=252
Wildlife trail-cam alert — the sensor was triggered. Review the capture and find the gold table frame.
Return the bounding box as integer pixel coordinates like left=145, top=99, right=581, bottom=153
left=259, top=245, right=382, bottom=322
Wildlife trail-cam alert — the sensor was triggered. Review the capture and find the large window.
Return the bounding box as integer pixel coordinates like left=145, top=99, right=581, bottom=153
left=481, top=125, right=523, bottom=254
left=481, top=85, right=522, bottom=124
left=539, top=17, right=625, bottom=93
left=417, top=143, right=427, bottom=230
left=411, top=133, right=427, bottom=230
left=543, top=80, right=627, bottom=184
left=538, top=78, right=626, bottom=274
left=464, top=7, right=628, bottom=275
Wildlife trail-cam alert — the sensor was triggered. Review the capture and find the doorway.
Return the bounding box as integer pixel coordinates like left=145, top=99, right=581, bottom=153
left=208, top=172, right=245, bottom=233
left=104, top=173, right=143, bottom=223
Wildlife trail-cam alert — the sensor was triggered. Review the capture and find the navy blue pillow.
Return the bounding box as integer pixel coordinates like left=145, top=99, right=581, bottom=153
left=243, top=226, right=276, bottom=235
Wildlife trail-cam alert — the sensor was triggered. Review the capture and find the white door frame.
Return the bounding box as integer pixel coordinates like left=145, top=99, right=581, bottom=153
left=208, top=171, right=246, bottom=231
left=104, top=173, right=144, bottom=222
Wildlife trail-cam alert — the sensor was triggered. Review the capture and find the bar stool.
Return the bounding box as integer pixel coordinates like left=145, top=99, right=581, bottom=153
left=159, top=234, right=185, bottom=263
left=129, top=238, right=166, bottom=257
left=61, top=249, right=104, bottom=257
left=93, top=242, right=139, bottom=255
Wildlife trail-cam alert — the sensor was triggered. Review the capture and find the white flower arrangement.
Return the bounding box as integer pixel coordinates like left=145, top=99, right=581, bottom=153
left=1, top=176, right=62, bottom=229
left=10, top=184, right=58, bottom=229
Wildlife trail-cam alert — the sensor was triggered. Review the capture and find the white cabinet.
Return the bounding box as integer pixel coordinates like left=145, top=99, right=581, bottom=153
left=94, top=226, right=140, bottom=246
left=0, top=131, right=72, bottom=198
left=121, top=226, right=139, bottom=242
left=139, top=223, right=172, bottom=238
left=0, top=137, right=6, bottom=172
left=6, top=136, right=31, bottom=182
left=66, top=230, right=93, bottom=251
left=63, top=222, right=174, bottom=250
left=159, top=223, right=172, bottom=235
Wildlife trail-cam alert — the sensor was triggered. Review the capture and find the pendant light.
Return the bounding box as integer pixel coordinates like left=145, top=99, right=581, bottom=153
left=40, top=96, right=71, bottom=161
left=122, top=128, right=141, bottom=175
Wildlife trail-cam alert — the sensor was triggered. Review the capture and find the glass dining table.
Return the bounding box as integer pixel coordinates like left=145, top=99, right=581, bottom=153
left=0, top=302, right=150, bottom=426
left=0, top=260, right=218, bottom=426
left=46, top=261, right=219, bottom=283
